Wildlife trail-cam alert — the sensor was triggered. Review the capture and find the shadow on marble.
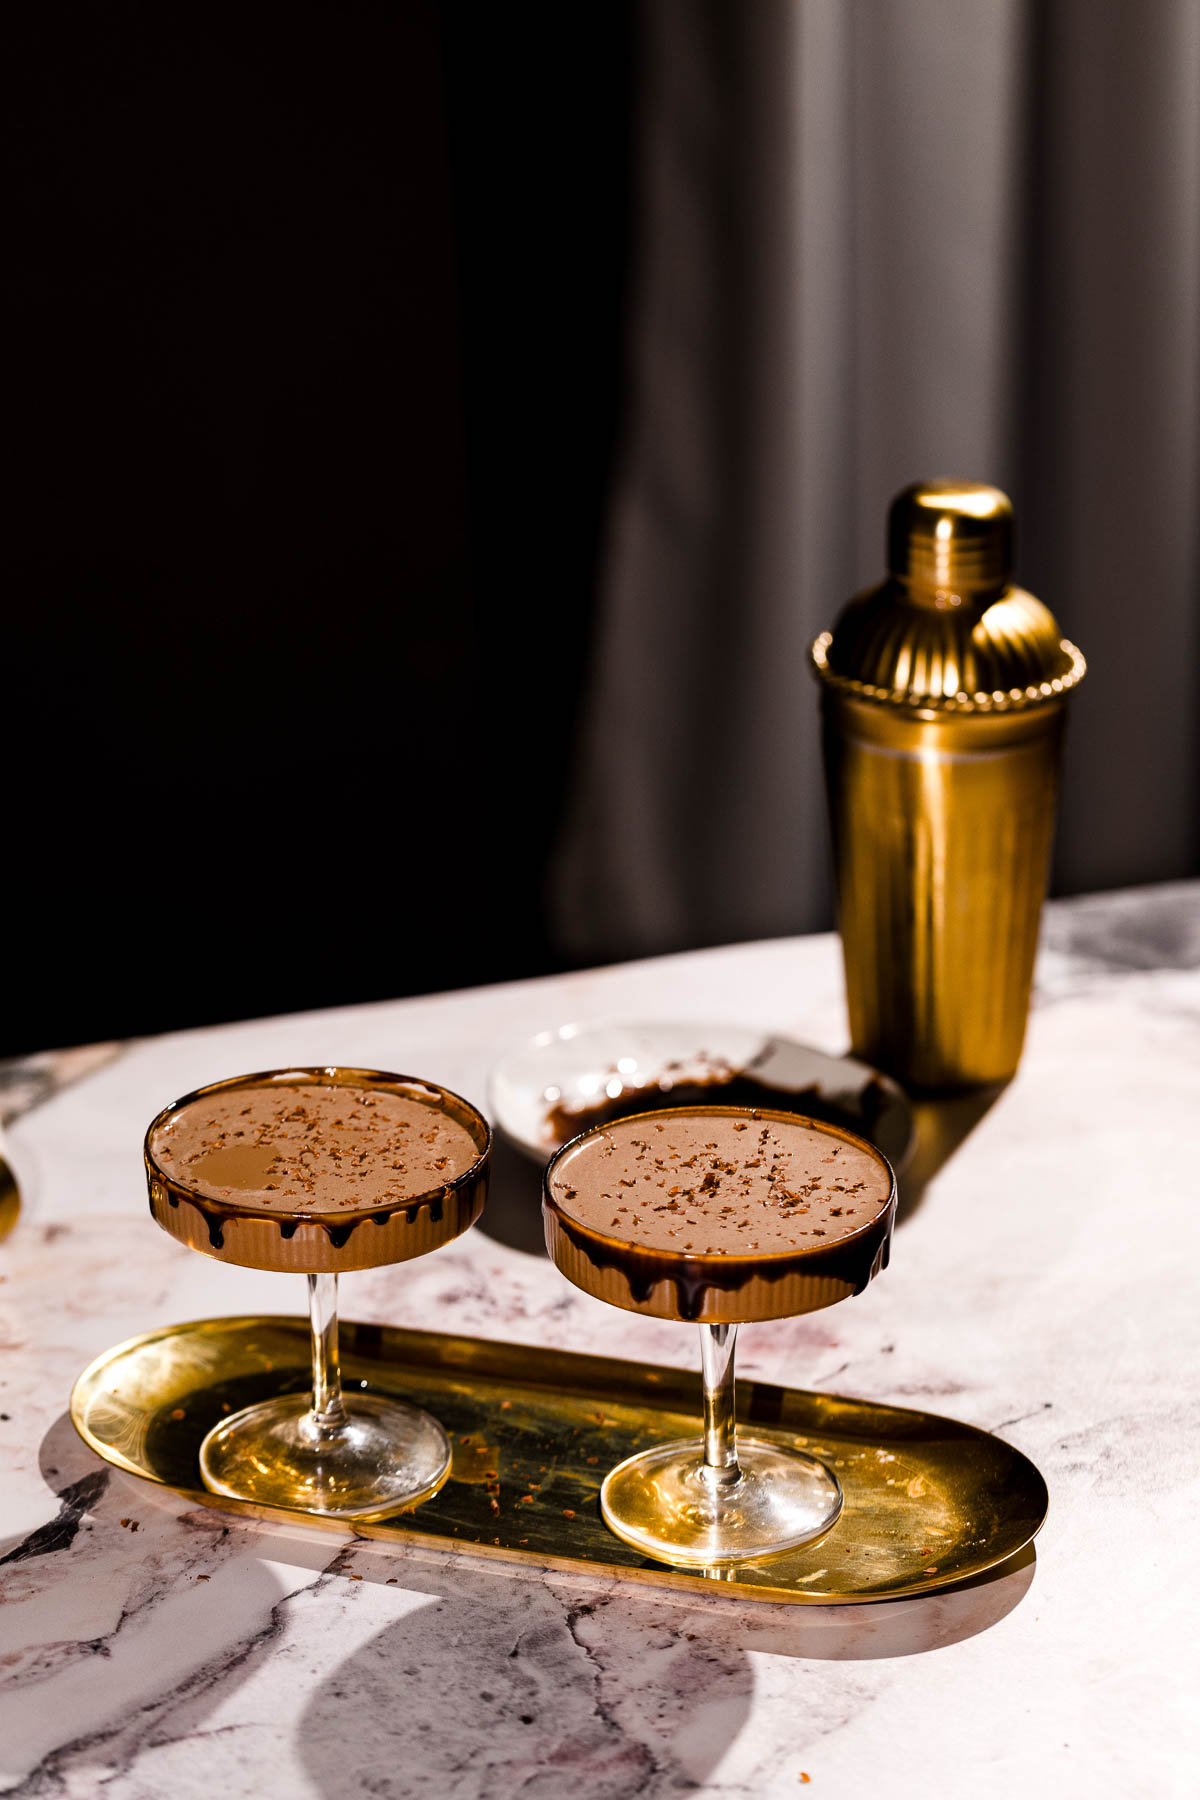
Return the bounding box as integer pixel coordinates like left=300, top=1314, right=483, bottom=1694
left=30, top=1403, right=1035, bottom=1765
left=295, top=1541, right=1037, bottom=1798
left=39, top=1406, right=131, bottom=1494
left=296, top=1556, right=754, bottom=1800
left=37, top=1400, right=1037, bottom=1662
left=17, top=1423, right=1036, bottom=1793
left=0, top=1445, right=1031, bottom=1662
left=36, top=1411, right=338, bottom=1563
left=895, top=1083, right=1007, bottom=1226
left=334, top=1534, right=1037, bottom=1662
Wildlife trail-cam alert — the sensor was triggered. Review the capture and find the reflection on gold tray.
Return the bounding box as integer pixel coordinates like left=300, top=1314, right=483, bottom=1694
left=71, top=1317, right=1047, bottom=1605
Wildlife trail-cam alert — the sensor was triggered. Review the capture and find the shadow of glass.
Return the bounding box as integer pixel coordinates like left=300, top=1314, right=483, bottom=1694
left=476, top=1131, right=548, bottom=1257
left=39, top=1405, right=118, bottom=1492
left=297, top=1555, right=754, bottom=1799
left=25, top=1408, right=1034, bottom=1798
left=896, top=1083, right=1008, bottom=1225
left=297, top=1535, right=1035, bottom=1798
left=62, top=1444, right=1033, bottom=1678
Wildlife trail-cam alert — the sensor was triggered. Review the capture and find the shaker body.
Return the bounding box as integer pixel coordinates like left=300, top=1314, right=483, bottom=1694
left=822, top=692, right=1065, bottom=1089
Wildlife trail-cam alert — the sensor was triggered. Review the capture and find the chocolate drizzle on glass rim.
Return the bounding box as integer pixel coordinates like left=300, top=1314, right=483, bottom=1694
left=549, top=1205, right=891, bottom=1323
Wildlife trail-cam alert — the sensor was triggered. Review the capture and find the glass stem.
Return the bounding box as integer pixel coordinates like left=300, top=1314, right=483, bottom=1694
left=308, top=1272, right=347, bottom=1433
left=699, top=1322, right=741, bottom=1487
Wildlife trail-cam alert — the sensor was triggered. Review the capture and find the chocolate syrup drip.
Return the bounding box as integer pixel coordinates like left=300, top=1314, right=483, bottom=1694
left=548, top=1072, right=893, bottom=1148
left=552, top=1208, right=893, bottom=1322
left=161, top=1182, right=459, bottom=1254
left=182, top=1198, right=226, bottom=1250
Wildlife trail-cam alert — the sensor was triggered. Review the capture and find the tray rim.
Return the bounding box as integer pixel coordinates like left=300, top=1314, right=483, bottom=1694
left=70, top=1313, right=1049, bottom=1606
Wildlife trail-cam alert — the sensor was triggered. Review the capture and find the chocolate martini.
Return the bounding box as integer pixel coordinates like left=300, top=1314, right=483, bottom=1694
left=544, top=1106, right=895, bottom=1566
left=146, top=1071, right=487, bottom=1271
left=144, top=1067, right=489, bottom=1519
left=544, top=1107, right=894, bottom=1323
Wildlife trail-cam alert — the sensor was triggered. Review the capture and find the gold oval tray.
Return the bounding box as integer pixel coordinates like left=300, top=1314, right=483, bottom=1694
left=71, top=1316, right=1047, bottom=1604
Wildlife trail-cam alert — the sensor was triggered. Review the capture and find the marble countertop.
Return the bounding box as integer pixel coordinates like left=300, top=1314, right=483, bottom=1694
left=2, top=883, right=1198, bottom=1799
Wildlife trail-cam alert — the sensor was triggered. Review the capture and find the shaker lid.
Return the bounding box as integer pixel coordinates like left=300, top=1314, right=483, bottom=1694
left=811, top=479, right=1085, bottom=714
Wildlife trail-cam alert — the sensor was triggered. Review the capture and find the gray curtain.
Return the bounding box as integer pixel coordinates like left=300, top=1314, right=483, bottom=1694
left=553, top=0, right=1200, bottom=962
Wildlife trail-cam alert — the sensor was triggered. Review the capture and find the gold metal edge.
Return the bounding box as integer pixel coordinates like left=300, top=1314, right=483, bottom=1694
left=57, top=1469, right=1042, bottom=1607
left=811, top=628, right=1086, bottom=714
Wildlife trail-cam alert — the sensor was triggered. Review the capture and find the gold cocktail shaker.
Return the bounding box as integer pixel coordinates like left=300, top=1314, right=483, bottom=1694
left=811, top=480, right=1086, bottom=1090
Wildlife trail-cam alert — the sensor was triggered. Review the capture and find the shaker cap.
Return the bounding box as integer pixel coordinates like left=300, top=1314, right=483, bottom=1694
left=811, top=478, right=1085, bottom=714
left=887, top=479, right=1013, bottom=597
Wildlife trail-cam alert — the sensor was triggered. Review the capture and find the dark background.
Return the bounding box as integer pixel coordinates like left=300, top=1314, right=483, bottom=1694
left=6, top=4, right=634, bottom=1055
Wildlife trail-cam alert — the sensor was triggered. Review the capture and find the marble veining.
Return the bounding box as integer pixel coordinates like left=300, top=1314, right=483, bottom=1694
left=1, top=883, right=1198, bottom=1798
left=0, top=1043, right=123, bottom=1131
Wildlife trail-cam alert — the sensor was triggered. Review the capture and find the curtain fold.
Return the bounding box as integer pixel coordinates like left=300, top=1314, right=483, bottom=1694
left=553, top=0, right=1200, bottom=963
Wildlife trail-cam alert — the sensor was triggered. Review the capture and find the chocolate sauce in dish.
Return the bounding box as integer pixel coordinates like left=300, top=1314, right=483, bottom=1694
left=546, top=1065, right=895, bottom=1150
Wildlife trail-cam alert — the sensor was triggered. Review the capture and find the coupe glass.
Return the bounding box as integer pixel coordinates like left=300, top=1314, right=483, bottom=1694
left=145, top=1067, right=489, bottom=1519
left=543, top=1105, right=895, bottom=1566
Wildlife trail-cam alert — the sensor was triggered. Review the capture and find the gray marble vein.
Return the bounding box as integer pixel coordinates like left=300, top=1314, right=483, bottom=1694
left=1039, top=880, right=1200, bottom=971
left=0, top=1043, right=125, bottom=1130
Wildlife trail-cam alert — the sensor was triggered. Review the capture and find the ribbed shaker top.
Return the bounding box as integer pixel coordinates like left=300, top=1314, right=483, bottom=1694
left=811, top=478, right=1085, bottom=714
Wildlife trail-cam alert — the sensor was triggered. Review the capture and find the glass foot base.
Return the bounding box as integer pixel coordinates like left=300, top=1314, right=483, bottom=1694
left=600, top=1437, right=842, bottom=1567
left=199, top=1392, right=452, bottom=1520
